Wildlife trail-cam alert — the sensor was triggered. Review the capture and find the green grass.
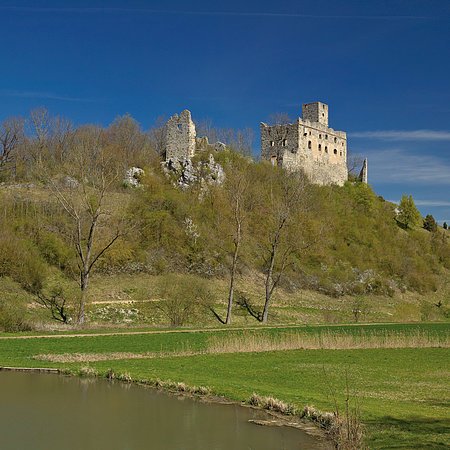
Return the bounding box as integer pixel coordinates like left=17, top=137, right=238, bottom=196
left=0, top=322, right=449, bottom=448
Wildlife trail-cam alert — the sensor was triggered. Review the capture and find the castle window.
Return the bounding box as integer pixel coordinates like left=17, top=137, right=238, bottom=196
left=334, top=149, right=337, bottom=155
left=340, top=151, right=342, bottom=156
left=270, top=141, right=274, bottom=147
left=325, top=146, right=328, bottom=153
left=319, top=134, right=322, bottom=139
left=325, top=134, right=328, bottom=140
left=334, top=137, right=337, bottom=143
left=177, top=124, right=183, bottom=131
left=308, top=140, right=312, bottom=149
left=303, top=132, right=307, bottom=137
left=309, top=131, right=311, bottom=135
left=318, top=144, right=322, bottom=151
left=282, top=139, right=287, bottom=146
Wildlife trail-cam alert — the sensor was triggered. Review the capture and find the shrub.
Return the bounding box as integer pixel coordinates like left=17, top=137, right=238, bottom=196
left=156, top=273, right=214, bottom=326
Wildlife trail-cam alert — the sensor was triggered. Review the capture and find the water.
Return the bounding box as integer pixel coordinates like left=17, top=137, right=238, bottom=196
left=0, top=371, right=325, bottom=450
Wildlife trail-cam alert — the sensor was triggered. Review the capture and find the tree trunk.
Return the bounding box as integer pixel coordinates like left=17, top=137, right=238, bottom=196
left=78, top=271, right=89, bottom=326
left=262, top=246, right=276, bottom=323
left=226, top=238, right=240, bottom=324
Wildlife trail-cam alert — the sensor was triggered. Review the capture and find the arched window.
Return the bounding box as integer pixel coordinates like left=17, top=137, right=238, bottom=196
left=334, top=149, right=337, bottom=155
left=325, top=146, right=328, bottom=153
left=318, top=144, right=322, bottom=151
left=308, top=140, right=312, bottom=149
left=319, top=134, right=322, bottom=139
left=270, top=141, right=274, bottom=147
left=282, top=139, right=287, bottom=147
left=334, top=137, right=337, bottom=143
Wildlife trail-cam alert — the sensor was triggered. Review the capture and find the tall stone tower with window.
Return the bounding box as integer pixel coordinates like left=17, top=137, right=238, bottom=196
left=260, top=102, right=349, bottom=186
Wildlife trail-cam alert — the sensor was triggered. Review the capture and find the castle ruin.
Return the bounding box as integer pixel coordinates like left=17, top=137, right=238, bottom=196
left=260, top=102, right=349, bottom=186
left=164, top=109, right=226, bottom=163
left=164, top=110, right=196, bottom=161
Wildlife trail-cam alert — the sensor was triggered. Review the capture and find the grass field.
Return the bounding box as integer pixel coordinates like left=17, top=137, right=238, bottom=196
left=1, top=322, right=449, bottom=449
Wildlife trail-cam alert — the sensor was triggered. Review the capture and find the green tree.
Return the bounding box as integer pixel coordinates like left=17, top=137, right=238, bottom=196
left=423, top=214, right=438, bottom=232
left=443, top=222, right=448, bottom=230
left=397, top=195, right=421, bottom=229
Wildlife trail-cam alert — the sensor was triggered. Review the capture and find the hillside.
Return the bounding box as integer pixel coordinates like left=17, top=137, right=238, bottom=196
left=0, top=114, right=449, bottom=330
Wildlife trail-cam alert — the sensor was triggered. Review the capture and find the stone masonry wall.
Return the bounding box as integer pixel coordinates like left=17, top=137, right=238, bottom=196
left=165, top=110, right=196, bottom=162
left=261, top=102, right=348, bottom=186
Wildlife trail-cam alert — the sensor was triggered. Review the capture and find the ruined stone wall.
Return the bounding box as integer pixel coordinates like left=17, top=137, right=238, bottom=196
left=260, top=122, right=299, bottom=167
left=260, top=103, right=348, bottom=186
left=165, top=110, right=196, bottom=162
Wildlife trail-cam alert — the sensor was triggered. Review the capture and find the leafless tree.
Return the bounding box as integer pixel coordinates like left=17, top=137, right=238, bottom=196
left=0, top=117, right=24, bottom=173
left=36, top=288, right=69, bottom=323
left=47, top=129, right=125, bottom=325
left=268, top=112, right=293, bottom=125
left=148, top=115, right=167, bottom=158
left=258, top=170, right=316, bottom=323
left=210, top=166, right=251, bottom=324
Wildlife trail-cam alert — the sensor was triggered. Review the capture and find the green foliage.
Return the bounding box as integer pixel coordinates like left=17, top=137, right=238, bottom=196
left=397, top=194, right=422, bottom=229
left=156, top=273, right=215, bottom=326
left=0, top=278, right=33, bottom=332
left=0, top=229, right=47, bottom=294
left=423, top=214, right=438, bottom=232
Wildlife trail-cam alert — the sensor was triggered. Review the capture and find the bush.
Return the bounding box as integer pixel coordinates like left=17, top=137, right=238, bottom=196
left=156, top=274, right=214, bottom=326
left=0, top=296, right=32, bottom=332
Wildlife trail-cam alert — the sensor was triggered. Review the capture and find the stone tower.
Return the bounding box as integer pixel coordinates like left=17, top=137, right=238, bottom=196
left=302, top=102, right=328, bottom=127
left=164, top=110, right=196, bottom=162
left=260, top=101, right=348, bottom=186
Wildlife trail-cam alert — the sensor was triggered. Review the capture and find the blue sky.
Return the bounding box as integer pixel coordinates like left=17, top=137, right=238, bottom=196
left=1, top=0, right=449, bottom=223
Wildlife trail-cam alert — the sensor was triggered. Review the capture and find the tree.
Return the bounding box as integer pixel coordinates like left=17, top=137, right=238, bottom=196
left=156, top=274, right=213, bottom=327
left=0, top=117, right=24, bottom=176
left=210, top=161, right=251, bottom=325
left=47, top=127, right=125, bottom=325
left=443, top=222, right=448, bottom=230
left=254, top=168, right=314, bottom=323
left=423, top=214, right=438, bottom=233
left=397, top=195, right=421, bottom=229
left=268, top=112, right=292, bottom=125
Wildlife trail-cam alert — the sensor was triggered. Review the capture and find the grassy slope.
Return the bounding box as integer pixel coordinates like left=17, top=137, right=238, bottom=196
left=0, top=322, right=449, bottom=449
left=84, top=273, right=450, bottom=327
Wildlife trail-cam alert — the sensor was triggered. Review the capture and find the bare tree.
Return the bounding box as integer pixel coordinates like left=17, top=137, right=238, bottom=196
left=36, top=288, right=69, bottom=323
left=211, top=165, right=251, bottom=324
left=47, top=128, right=125, bottom=325
left=148, top=115, right=167, bottom=158
left=0, top=117, right=24, bottom=173
left=257, top=170, right=315, bottom=323
left=268, top=112, right=292, bottom=125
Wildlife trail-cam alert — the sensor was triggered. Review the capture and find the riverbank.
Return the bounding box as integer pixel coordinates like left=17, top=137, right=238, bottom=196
left=0, top=322, right=448, bottom=448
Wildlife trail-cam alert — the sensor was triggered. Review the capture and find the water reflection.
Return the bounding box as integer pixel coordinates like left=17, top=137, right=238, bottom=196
left=0, top=372, right=325, bottom=450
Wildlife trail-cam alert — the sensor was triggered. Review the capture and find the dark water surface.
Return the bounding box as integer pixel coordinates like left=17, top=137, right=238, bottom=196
left=0, top=371, right=325, bottom=450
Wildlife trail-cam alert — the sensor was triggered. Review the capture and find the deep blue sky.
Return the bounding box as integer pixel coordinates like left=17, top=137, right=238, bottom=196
left=1, top=0, right=449, bottom=223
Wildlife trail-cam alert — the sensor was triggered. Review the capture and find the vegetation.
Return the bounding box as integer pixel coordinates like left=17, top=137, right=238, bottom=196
left=0, top=323, right=448, bottom=448
left=0, top=109, right=448, bottom=329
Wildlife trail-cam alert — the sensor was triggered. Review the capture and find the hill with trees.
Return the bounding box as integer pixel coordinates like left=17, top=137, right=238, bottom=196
left=0, top=110, right=449, bottom=330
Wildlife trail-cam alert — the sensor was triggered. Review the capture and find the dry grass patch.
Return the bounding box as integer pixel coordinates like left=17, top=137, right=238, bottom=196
left=34, top=350, right=201, bottom=363
left=207, top=330, right=449, bottom=354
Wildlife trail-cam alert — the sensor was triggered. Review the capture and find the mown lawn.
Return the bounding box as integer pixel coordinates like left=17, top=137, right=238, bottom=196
left=1, top=322, right=449, bottom=449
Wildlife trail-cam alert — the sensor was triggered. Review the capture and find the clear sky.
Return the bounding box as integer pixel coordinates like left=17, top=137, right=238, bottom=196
left=1, top=0, right=449, bottom=223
